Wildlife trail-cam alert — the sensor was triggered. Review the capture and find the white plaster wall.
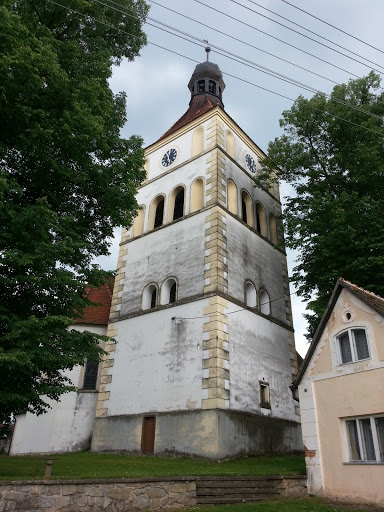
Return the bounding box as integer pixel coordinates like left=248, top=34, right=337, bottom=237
left=120, top=212, right=206, bottom=316
left=145, top=118, right=212, bottom=182
left=10, top=324, right=106, bottom=455
left=298, top=381, right=324, bottom=495
left=106, top=300, right=209, bottom=416
left=226, top=215, right=286, bottom=323
left=228, top=303, right=297, bottom=422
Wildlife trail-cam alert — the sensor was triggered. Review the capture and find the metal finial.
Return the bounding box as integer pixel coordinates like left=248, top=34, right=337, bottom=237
left=205, top=45, right=211, bottom=61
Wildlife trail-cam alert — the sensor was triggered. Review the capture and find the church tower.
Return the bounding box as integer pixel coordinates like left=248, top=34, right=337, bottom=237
left=92, top=51, right=302, bottom=458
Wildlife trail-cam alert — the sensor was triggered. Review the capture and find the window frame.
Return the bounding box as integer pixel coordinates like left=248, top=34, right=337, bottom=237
left=335, top=327, right=370, bottom=365
left=259, top=381, right=271, bottom=409
left=344, top=415, right=384, bottom=464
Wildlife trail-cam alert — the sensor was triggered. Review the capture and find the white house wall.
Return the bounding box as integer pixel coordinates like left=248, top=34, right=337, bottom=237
left=10, top=324, right=106, bottom=455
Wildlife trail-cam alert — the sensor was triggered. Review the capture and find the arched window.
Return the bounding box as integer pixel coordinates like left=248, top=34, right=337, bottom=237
left=160, top=278, right=177, bottom=305
left=198, top=79, right=205, bottom=93
left=142, top=284, right=158, bottom=310
left=192, top=126, right=204, bottom=156
left=259, top=290, right=270, bottom=315
left=132, top=205, right=145, bottom=237
left=167, top=185, right=185, bottom=223
left=241, top=190, right=253, bottom=227
left=245, top=282, right=257, bottom=308
left=209, top=80, right=216, bottom=95
left=154, top=200, right=164, bottom=229
left=269, top=214, right=278, bottom=245
left=151, top=289, right=157, bottom=309
left=170, top=283, right=176, bottom=303
left=173, top=189, right=184, bottom=220
left=149, top=195, right=165, bottom=230
left=255, top=202, right=267, bottom=237
left=227, top=180, right=238, bottom=215
left=226, top=131, right=235, bottom=158
left=190, top=178, right=204, bottom=213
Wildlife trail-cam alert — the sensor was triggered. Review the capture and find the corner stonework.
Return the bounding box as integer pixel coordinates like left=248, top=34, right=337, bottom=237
left=96, top=230, right=128, bottom=418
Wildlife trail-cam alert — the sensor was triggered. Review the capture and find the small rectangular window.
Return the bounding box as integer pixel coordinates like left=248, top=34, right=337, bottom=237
left=337, top=328, right=369, bottom=364
left=345, top=416, right=384, bottom=463
left=83, top=361, right=99, bottom=390
left=260, top=382, right=270, bottom=409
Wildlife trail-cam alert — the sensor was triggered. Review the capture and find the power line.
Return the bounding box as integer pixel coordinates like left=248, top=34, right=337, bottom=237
left=279, top=0, right=384, bottom=55
left=47, top=0, right=384, bottom=137
left=192, top=0, right=381, bottom=83
left=149, top=0, right=340, bottom=88
left=229, top=0, right=384, bottom=73
left=245, top=0, right=383, bottom=67
left=98, top=0, right=383, bottom=122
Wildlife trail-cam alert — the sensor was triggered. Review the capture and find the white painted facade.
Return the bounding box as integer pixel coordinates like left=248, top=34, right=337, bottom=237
left=10, top=324, right=106, bottom=454
left=92, top=60, right=302, bottom=458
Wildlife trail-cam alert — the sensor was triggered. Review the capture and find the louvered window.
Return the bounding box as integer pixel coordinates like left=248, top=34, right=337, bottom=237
left=198, top=80, right=205, bottom=93
left=169, top=283, right=176, bottom=303
left=209, top=80, right=216, bottom=94
left=154, top=199, right=164, bottom=229
left=173, top=189, right=184, bottom=221
left=256, top=209, right=261, bottom=233
left=242, top=199, right=247, bottom=224
left=150, top=289, right=157, bottom=309
left=83, top=361, right=99, bottom=390
left=337, top=328, right=369, bottom=364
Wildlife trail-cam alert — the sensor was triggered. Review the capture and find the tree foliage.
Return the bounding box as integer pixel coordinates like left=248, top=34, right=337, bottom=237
left=255, top=72, right=384, bottom=338
left=0, top=0, right=148, bottom=424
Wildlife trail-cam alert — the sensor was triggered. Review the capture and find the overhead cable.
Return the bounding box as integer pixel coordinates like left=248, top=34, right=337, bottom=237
left=192, top=0, right=381, bottom=82
left=97, top=0, right=384, bottom=122
left=148, top=0, right=340, bottom=88
left=279, top=0, right=384, bottom=55
left=46, top=0, right=384, bottom=137
left=229, top=0, right=384, bottom=73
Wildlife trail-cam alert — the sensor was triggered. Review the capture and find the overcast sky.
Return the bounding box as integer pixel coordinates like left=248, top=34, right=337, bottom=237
left=96, top=0, right=384, bottom=357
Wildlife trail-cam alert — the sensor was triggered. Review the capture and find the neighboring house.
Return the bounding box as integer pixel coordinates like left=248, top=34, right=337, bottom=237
left=10, top=282, right=113, bottom=454
left=292, top=278, right=384, bottom=506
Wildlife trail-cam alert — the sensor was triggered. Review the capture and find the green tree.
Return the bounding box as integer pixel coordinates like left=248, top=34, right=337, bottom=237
left=255, top=72, right=384, bottom=339
left=0, top=0, right=148, bottom=425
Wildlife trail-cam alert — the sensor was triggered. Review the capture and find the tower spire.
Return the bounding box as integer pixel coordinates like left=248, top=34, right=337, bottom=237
left=187, top=49, right=225, bottom=107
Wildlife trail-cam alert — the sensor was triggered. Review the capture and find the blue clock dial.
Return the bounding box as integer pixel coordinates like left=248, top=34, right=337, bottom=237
left=161, top=148, right=178, bottom=167
left=245, top=153, right=257, bottom=174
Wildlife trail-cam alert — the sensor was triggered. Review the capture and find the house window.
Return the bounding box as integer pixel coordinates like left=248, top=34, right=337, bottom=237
left=345, top=416, right=384, bottom=463
left=260, top=382, right=270, bottom=409
left=336, top=328, right=369, bottom=364
left=83, top=361, right=99, bottom=390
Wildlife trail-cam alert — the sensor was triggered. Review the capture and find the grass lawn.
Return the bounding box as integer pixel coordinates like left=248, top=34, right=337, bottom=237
left=0, top=453, right=305, bottom=480
left=184, top=497, right=381, bottom=512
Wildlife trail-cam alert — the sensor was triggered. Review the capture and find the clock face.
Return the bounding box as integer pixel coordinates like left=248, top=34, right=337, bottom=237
left=161, top=148, right=178, bottom=167
left=245, top=153, right=257, bottom=174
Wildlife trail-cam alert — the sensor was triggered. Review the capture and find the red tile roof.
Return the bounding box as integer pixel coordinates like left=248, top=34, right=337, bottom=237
left=76, top=280, right=114, bottom=326
left=157, top=94, right=223, bottom=142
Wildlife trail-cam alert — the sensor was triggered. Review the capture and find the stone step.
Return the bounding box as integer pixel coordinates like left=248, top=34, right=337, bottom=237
left=197, top=496, right=279, bottom=504
left=197, top=489, right=280, bottom=496
left=196, top=481, right=279, bottom=489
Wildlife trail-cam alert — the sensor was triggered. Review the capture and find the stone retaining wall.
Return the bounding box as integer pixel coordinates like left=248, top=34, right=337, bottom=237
left=0, top=476, right=307, bottom=511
